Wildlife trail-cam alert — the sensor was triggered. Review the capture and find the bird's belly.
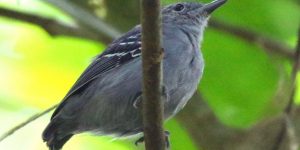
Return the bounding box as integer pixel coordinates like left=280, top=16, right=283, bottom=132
left=163, top=59, right=203, bottom=119
left=164, top=78, right=200, bottom=119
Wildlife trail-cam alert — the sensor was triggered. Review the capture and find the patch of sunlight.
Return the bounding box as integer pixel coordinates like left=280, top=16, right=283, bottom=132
left=0, top=18, right=104, bottom=109
left=0, top=0, right=74, bottom=24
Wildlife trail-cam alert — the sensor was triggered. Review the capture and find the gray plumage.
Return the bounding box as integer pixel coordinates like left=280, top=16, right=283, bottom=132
left=42, top=1, right=226, bottom=149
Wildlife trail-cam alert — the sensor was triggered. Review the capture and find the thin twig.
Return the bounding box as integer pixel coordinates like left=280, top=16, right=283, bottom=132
left=272, top=27, right=300, bottom=150
left=0, top=7, right=109, bottom=42
left=286, top=28, right=300, bottom=113
left=209, top=19, right=294, bottom=60
left=44, top=0, right=122, bottom=43
left=141, top=0, right=165, bottom=149
left=0, top=104, right=58, bottom=142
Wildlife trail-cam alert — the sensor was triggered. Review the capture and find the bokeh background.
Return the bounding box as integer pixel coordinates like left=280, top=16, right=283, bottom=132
left=0, top=0, right=299, bottom=150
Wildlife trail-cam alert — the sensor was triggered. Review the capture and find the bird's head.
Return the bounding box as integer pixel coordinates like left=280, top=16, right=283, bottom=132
left=162, top=0, right=226, bottom=33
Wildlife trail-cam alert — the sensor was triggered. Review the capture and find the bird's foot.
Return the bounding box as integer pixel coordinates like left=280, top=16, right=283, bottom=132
left=165, top=131, right=170, bottom=149
left=135, top=131, right=170, bottom=149
left=134, top=136, right=144, bottom=146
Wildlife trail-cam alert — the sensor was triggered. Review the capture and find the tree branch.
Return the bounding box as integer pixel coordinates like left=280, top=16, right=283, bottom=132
left=1, top=1, right=294, bottom=60
left=0, top=7, right=112, bottom=43
left=0, top=104, right=57, bottom=142
left=272, top=27, right=300, bottom=150
left=43, top=0, right=122, bottom=43
left=209, top=19, right=294, bottom=60
left=141, top=0, right=165, bottom=149
left=177, top=92, right=300, bottom=150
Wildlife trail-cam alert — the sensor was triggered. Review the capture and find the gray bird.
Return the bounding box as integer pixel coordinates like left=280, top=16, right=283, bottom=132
left=42, top=0, right=226, bottom=149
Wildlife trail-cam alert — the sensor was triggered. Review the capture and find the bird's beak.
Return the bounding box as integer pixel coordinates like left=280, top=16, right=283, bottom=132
left=202, top=0, right=227, bottom=14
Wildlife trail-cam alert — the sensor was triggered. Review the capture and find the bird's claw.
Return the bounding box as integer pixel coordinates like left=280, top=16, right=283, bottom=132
left=165, top=131, right=170, bottom=149
left=134, top=131, right=170, bottom=149
left=135, top=136, right=144, bottom=146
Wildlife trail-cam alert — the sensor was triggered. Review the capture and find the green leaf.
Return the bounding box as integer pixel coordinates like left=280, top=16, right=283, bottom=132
left=200, top=29, right=280, bottom=128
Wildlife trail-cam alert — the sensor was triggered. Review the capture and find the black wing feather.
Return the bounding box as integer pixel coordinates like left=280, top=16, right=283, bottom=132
left=51, top=26, right=142, bottom=119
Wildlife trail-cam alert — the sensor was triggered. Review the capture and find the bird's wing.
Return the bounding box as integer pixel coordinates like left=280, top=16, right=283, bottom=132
left=51, top=26, right=142, bottom=119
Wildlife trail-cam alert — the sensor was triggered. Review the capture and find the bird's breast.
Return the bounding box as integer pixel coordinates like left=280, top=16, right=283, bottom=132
left=162, top=50, right=204, bottom=118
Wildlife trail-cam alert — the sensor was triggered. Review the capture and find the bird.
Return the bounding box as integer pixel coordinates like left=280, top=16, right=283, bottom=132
left=42, top=0, right=226, bottom=149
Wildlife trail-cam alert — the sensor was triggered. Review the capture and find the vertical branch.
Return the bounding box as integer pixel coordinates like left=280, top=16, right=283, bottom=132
left=272, top=27, right=300, bottom=150
left=141, top=0, right=165, bottom=150
left=283, top=27, right=300, bottom=150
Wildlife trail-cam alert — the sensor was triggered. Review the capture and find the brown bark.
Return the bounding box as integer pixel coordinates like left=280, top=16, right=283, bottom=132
left=272, top=27, right=300, bottom=150
left=141, top=0, right=165, bottom=150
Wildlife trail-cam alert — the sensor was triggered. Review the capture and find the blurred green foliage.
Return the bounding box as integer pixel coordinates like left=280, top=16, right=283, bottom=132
left=201, top=29, right=279, bottom=127
left=0, top=0, right=299, bottom=150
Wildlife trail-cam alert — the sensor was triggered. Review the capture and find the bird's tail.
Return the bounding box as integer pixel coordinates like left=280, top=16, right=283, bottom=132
left=42, top=120, right=73, bottom=150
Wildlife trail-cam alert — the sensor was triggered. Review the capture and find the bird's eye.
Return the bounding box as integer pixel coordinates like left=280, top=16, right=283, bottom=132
left=174, top=4, right=184, bottom=11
